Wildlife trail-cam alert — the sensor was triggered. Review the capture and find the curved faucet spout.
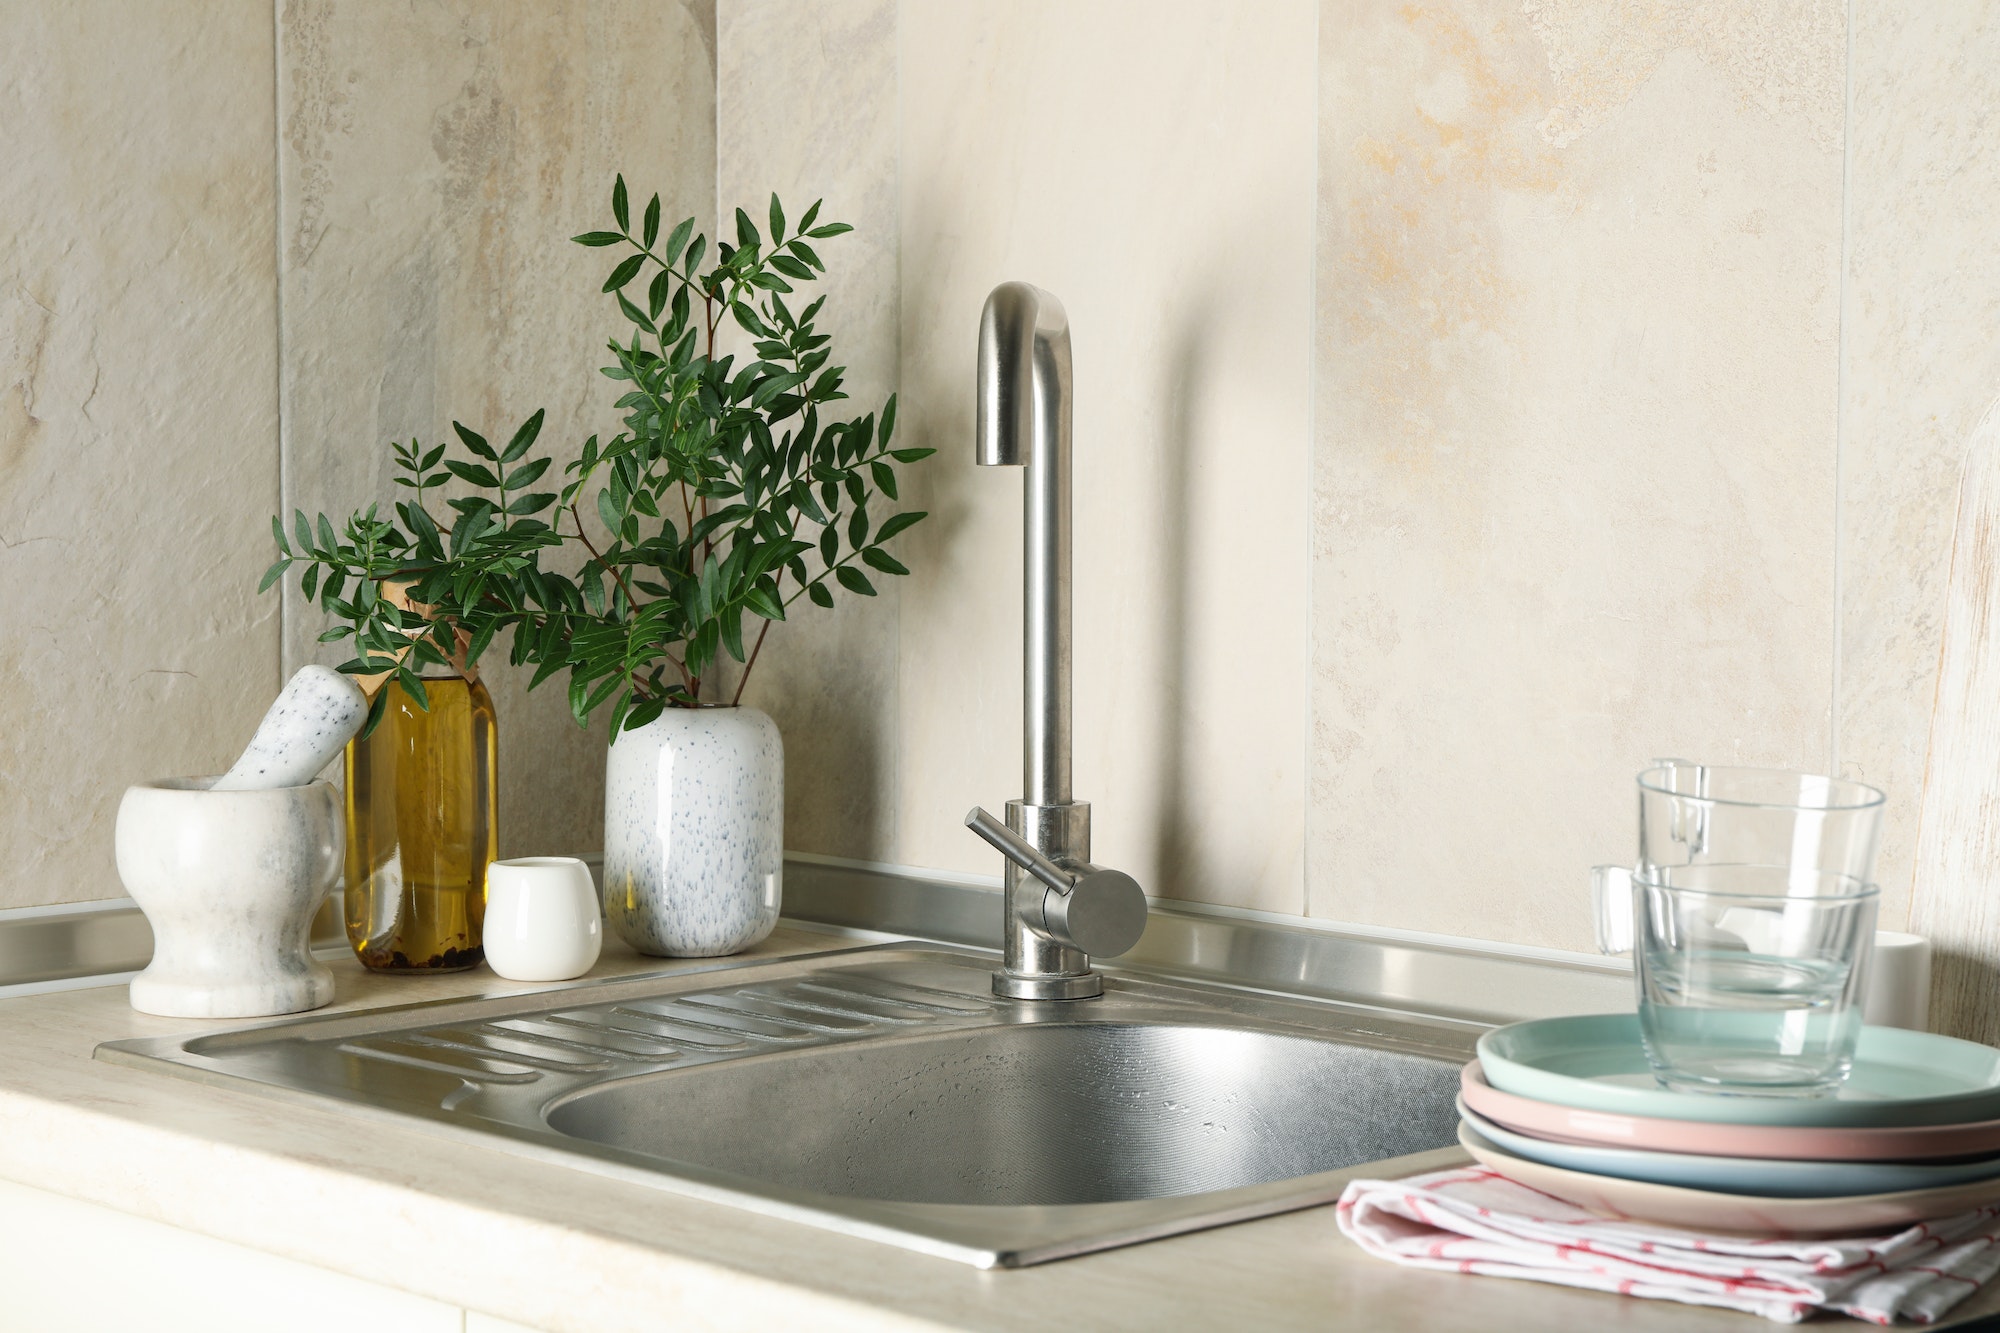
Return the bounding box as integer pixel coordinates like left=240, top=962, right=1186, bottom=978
left=976, top=282, right=1073, bottom=807
left=976, top=282, right=1071, bottom=469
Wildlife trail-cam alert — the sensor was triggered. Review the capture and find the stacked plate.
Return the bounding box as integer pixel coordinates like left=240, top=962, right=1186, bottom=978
left=1459, top=1014, right=2000, bottom=1235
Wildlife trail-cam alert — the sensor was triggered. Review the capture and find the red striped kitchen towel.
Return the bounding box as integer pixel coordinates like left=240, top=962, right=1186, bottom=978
left=1336, top=1166, right=2000, bottom=1324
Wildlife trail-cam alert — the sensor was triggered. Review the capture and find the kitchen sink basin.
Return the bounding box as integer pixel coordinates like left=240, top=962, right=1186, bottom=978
left=98, top=943, right=1475, bottom=1266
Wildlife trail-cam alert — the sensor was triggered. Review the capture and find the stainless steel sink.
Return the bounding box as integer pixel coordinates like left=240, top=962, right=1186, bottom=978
left=97, top=943, right=1475, bottom=1266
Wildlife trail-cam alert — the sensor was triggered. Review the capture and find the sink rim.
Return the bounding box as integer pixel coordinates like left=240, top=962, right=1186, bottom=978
left=96, top=941, right=1479, bottom=1267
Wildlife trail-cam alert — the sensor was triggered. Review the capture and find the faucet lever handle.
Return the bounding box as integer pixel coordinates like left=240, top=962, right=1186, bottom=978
left=964, top=807, right=1149, bottom=959
left=965, top=807, right=1074, bottom=893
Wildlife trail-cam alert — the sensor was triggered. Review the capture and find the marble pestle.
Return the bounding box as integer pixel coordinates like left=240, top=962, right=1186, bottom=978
left=212, top=665, right=369, bottom=790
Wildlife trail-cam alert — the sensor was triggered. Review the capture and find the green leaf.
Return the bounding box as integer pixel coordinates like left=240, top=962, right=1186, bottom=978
left=572, top=230, right=626, bottom=247
left=500, top=408, right=545, bottom=462
left=791, top=482, right=827, bottom=525
left=862, top=546, right=909, bottom=576
left=444, top=460, right=500, bottom=488
left=743, top=583, right=785, bottom=621
left=505, top=457, right=552, bottom=489
left=617, top=291, right=654, bottom=334
left=685, top=235, right=706, bottom=273
left=453, top=422, right=496, bottom=459
left=769, top=254, right=813, bottom=281
left=687, top=620, right=720, bottom=675
left=603, top=253, right=645, bottom=292
left=788, top=239, right=823, bottom=272
left=596, top=487, right=621, bottom=534
left=406, top=502, right=442, bottom=548
left=648, top=268, right=672, bottom=320
left=357, top=687, right=390, bottom=742
left=720, top=603, right=746, bottom=663
left=317, top=512, right=338, bottom=554
left=270, top=513, right=290, bottom=555
left=847, top=505, right=869, bottom=548
left=612, top=174, right=630, bottom=232
left=798, top=199, right=822, bottom=233
left=257, top=557, right=291, bottom=593
left=529, top=654, right=568, bottom=692
left=734, top=207, right=759, bottom=249
left=871, top=459, right=898, bottom=501
left=835, top=565, right=876, bottom=597
left=807, top=581, right=834, bottom=609
left=507, top=491, right=557, bottom=515
left=642, top=193, right=661, bottom=249
left=583, top=674, right=622, bottom=718
left=465, top=619, right=499, bottom=667
left=880, top=393, right=897, bottom=445
left=768, top=193, right=785, bottom=243
left=806, top=222, right=854, bottom=238
left=890, top=447, right=936, bottom=463
left=873, top=510, right=927, bottom=544
left=664, top=216, right=695, bottom=265
left=293, top=509, right=314, bottom=554
left=397, top=667, right=431, bottom=712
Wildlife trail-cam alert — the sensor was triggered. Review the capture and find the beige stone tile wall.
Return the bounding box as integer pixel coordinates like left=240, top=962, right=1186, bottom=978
left=9, top=0, right=1996, bottom=952
left=276, top=0, right=716, bottom=862
left=0, top=4, right=280, bottom=908
left=1837, top=4, right=2000, bottom=929
left=1312, top=0, right=1844, bottom=948
left=715, top=0, right=904, bottom=861
left=890, top=0, right=1319, bottom=913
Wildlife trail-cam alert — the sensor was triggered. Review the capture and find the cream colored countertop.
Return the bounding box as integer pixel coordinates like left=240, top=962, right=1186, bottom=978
left=1, top=925, right=1992, bottom=1332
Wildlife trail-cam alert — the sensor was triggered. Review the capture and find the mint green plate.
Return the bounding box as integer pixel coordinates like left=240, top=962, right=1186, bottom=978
left=1478, top=1014, right=2000, bottom=1127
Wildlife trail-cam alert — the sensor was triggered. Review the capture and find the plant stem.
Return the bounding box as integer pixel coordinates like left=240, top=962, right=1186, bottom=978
left=569, top=501, right=643, bottom=619
left=730, top=618, right=772, bottom=707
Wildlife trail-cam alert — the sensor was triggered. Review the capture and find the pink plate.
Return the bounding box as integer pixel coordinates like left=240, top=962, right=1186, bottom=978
left=1459, top=1123, right=2000, bottom=1237
left=1461, top=1061, right=2000, bottom=1162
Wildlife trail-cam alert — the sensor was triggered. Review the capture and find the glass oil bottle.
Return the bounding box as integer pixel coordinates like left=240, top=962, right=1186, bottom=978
left=342, top=673, right=497, bottom=972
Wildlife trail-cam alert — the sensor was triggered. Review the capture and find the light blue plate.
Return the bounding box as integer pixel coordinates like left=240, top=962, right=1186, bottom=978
left=1478, top=1014, right=2000, bottom=1127
left=1458, top=1098, right=2000, bottom=1198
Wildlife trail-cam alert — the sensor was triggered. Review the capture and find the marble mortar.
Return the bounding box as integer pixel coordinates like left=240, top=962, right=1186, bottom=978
left=114, top=778, right=341, bottom=1018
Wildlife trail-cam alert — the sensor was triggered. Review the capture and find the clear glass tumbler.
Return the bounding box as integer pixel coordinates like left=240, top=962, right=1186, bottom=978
left=1622, top=763, right=1885, bottom=1097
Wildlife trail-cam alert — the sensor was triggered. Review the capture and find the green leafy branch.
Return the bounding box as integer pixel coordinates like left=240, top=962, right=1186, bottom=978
left=265, top=179, right=934, bottom=736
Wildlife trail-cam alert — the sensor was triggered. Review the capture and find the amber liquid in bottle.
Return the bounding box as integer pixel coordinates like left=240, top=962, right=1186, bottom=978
left=342, top=675, right=497, bottom=972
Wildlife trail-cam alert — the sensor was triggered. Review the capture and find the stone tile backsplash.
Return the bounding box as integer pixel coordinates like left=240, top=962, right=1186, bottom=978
left=5, top=2, right=1995, bottom=951
left=1313, top=0, right=1842, bottom=946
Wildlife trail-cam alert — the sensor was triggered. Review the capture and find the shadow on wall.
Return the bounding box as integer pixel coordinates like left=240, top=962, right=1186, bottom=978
left=1150, top=284, right=1217, bottom=900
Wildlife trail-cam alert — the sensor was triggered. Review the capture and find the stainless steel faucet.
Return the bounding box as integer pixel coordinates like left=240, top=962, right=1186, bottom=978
left=965, top=282, right=1147, bottom=1001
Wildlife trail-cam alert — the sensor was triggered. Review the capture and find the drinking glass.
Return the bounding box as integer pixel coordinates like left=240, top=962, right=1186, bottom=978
left=1598, top=762, right=1885, bottom=1097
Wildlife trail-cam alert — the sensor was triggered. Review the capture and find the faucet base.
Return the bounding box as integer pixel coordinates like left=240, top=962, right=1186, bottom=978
left=993, top=970, right=1103, bottom=1001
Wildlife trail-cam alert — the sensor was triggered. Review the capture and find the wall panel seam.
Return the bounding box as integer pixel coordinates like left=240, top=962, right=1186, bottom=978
left=1832, top=0, right=1855, bottom=777
left=1302, top=0, right=1320, bottom=921
left=271, top=0, right=288, bottom=692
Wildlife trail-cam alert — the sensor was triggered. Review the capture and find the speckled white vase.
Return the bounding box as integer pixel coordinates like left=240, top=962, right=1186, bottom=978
left=114, top=778, right=340, bottom=1018
left=603, top=706, right=782, bottom=957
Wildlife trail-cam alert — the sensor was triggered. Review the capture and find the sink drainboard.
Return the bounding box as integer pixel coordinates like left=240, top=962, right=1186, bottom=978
left=97, top=943, right=1474, bottom=1266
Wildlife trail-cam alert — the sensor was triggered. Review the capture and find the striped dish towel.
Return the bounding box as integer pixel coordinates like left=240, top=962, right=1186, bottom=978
left=1336, top=1166, right=2000, bottom=1324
